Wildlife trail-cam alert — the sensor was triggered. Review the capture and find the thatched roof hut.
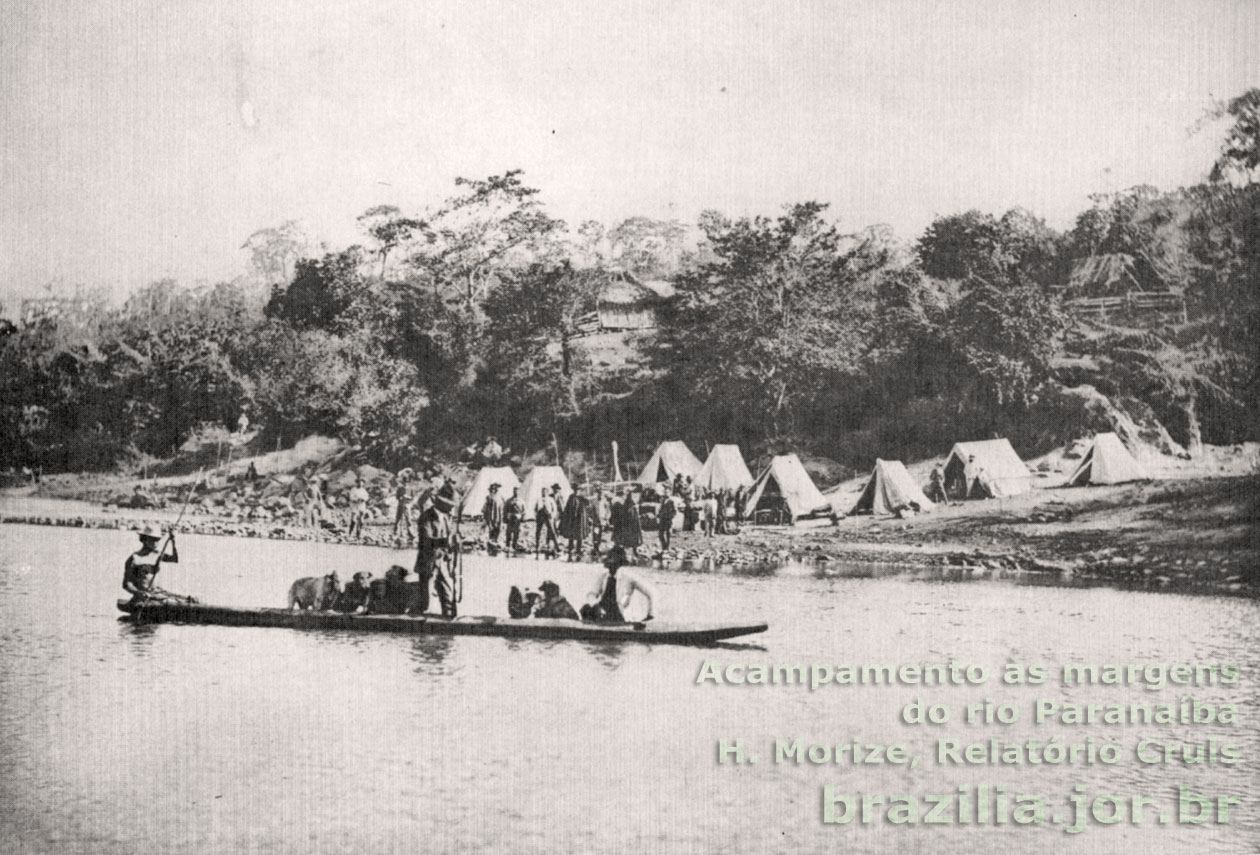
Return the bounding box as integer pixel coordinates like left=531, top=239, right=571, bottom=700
left=597, top=271, right=664, bottom=331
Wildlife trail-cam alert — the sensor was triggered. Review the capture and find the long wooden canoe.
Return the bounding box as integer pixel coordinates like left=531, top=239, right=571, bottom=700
left=117, top=600, right=767, bottom=646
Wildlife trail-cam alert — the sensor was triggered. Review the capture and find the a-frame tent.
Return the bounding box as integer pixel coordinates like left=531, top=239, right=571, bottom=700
left=520, top=465, right=573, bottom=520
left=742, top=454, right=831, bottom=522
left=695, top=444, right=755, bottom=492
left=636, top=441, right=702, bottom=484
left=850, top=459, right=934, bottom=515
left=1067, top=432, right=1150, bottom=486
left=943, top=439, right=1032, bottom=499
left=458, top=466, right=521, bottom=519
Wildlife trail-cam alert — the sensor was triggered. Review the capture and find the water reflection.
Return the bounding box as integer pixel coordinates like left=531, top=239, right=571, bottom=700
left=729, top=562, right=778, bottom=578
left=117, top=618, right=157, bottom=655
left=409, top=635, right=454, bottom=672
left=580, top=641, right=628, bottom=671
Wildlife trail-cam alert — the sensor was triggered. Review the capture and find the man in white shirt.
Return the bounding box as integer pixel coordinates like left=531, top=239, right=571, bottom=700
left=581, top=546, right=655, bottom=623
left=348, top=478, right=370, bottom=538
left=534, top=483, right=561, bottom=557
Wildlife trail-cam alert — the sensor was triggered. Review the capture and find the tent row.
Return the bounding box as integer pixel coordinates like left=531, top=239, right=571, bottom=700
left=639, top=441, right=831, bottom=523
left=462, top=432, right=1148, bottom=521
left=847, top=432, right=1149, bottom=517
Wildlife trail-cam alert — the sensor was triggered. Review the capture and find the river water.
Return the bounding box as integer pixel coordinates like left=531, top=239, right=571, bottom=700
left=0, top=524, right=1256, bottom=854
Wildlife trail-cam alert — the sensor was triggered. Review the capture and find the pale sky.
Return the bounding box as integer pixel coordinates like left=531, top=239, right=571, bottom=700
left=1, top=0, right=1256, bottom=302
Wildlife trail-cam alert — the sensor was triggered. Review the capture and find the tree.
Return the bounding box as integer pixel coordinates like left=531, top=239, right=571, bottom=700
left=242, top=221, right=310, bottom=285
left=660, top=203, right=874, bottom=439
left=482, top=262, right=602, bottom=424
left=410, top=170, right=565, bottom=310
left=1184, top=88, right=1260, bottom=438
left=606, top=216, right=687, bottom=278
left=918, top=208, right=1064, bottom=287
left=1208, top=88, right=1260, bottom=184
left=356, top=205, right=430, bottom=279
left=264, top=248, right=369, bottom=332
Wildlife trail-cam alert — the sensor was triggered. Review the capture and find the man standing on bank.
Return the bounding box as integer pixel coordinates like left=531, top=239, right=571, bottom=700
left=413, top=490, right=458, bottom=618
left=504, top=487, right=525, bottom=552
left=482, top=482, right=505, bottom=550
left=534, top=483, right=561, bottom=557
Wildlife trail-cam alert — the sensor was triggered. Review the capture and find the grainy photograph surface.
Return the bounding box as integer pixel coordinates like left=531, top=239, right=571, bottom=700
left=1, top=1, right=1258, bottom=853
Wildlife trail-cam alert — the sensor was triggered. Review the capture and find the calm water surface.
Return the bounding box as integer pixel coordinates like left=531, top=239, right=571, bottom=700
left=0, top=524, right=1256, bottom=854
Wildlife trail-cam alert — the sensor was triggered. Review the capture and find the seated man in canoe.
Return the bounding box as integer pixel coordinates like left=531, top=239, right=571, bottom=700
left=122, top=525, right=196, bottom=604
left=533, top=580, right=579, bottom=620
left=580, top=546, right=654, bottom=623
left=507, top=580, right=579, bottom=620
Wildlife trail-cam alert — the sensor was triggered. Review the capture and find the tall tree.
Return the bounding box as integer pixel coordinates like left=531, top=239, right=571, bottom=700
left=356, top=205, right=430, bottom=279
left=410, top=170, right=565, bottom=310
left=661, top=203, right=874, bottom=439
left=242, top=220, right=310, bottom=285
left=482, top=262, right=603, bottom=425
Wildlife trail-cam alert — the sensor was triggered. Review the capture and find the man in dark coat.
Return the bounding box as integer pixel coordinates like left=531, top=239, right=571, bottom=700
left=482, top=482, right=505, bottom=548
left=413, top=490, right=457, bottom=617
left=503, top=487, right=525, bottom=552
left=612, top=489, right=644, bottom=558
left=560, top=488, right=595, bottom=560
left=656, top=490, right=677, bottom=551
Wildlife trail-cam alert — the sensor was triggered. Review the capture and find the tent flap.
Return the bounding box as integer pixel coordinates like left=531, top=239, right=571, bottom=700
left=851, top=459, right=934, bottom=515
left=1067, top=432, right=1150, bottom=486
left=943, top=439, right=1032, bottom=499
left=743, top=454, right=831, bottom=521
left=636, top=441, right=703, bottom=484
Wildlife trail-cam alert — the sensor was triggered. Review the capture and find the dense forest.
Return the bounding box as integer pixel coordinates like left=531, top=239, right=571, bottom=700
left=3, top=90, right=1257, bottom=477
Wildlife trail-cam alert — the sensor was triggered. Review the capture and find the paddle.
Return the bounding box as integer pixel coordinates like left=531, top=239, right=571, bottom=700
left=150, top=469, right=203, bottom=585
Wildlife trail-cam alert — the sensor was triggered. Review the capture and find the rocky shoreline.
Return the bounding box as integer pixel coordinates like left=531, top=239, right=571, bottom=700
left=5, top=475, right=1256, bottom=599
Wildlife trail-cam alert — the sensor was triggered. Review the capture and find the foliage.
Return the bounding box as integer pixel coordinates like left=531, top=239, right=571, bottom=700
left=5, top=93, right=1260, bottom=475
left=659, top=203, right=877, bottom=440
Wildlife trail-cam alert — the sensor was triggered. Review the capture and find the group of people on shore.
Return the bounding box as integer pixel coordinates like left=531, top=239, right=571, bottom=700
left=477, top=473, right=745, bottom=559
left=479, top=481, right=650, bottom=560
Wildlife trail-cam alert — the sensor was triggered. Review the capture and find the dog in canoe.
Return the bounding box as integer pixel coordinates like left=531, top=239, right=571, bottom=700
left=288, top=572, right=343, bottom=611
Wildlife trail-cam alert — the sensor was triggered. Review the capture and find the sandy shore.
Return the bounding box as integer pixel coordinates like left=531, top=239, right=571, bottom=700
left=4, top=471, right=1255, bottom=596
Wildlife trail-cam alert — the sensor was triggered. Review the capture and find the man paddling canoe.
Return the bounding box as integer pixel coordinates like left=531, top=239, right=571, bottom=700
left=122, top=524, right=195, bottom=604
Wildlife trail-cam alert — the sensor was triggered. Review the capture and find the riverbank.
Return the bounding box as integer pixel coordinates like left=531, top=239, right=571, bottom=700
left=4, top=470, right=1256, bottom=596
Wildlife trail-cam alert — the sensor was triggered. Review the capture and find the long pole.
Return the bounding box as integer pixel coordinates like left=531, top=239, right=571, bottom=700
left=153, top=469, right=204, bottom=581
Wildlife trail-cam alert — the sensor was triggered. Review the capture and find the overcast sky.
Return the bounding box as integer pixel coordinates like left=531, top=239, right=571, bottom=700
left=1, top=0, right=1256, bottom=302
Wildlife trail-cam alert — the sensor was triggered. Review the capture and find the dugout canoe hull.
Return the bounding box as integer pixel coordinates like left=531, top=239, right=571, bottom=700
left=117, top=600, right=767, bottom=645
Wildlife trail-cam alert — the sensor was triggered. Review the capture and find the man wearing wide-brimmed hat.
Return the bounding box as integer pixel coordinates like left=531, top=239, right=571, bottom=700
left=122, top=524, right=179, bottom=603
left=413, top=487, right=458, bottom=617
left=482, top=482, right=505, bottom=548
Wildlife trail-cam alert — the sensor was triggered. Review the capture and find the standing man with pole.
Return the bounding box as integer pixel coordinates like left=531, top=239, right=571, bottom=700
left=412, top=487, right=458, bottom=618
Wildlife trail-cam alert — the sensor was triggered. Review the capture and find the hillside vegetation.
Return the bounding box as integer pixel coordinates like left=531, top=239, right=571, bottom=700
left=2, top=92, right=1258, bottom=479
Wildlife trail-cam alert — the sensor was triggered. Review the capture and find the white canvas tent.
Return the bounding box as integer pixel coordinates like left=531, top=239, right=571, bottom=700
left=636, top=441, right=702, bottom=484
left=942, top=439, right=1032, bottom=499
left=1067, top=432, right=1150, bottom=486
left=520, top=465, right=573, bottom=520
left=695, top=444, right=755, bottom=492
left=743, top=454, right=831, bottom=522
left=458, top=466, right=521, bottom=519
left=850, top=459, right=935, bottom=515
